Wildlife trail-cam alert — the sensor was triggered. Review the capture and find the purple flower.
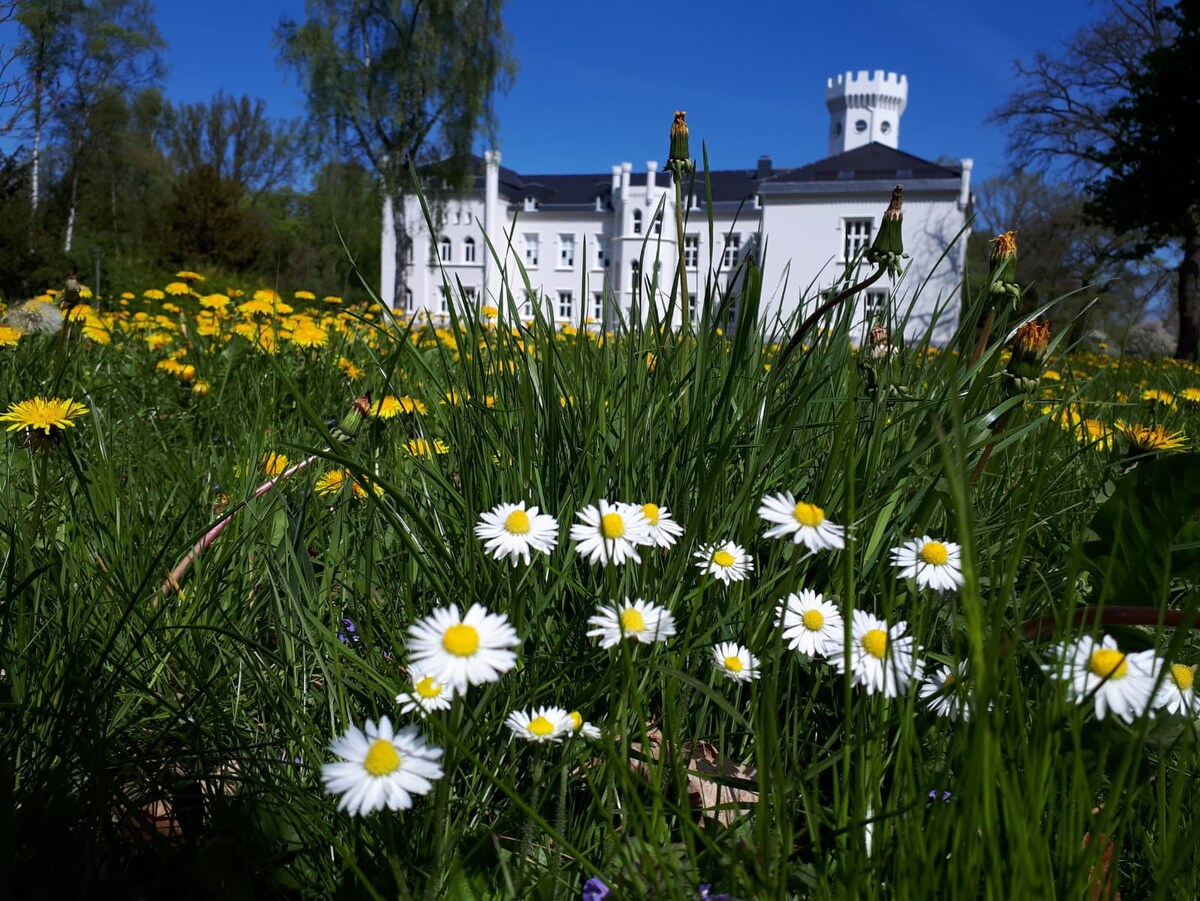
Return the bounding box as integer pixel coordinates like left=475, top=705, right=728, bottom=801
left=582, top=876, right=611, bottom=900
left=337, top=617, right=360, bottom=645
left=928, top=789, right=953, bottom=804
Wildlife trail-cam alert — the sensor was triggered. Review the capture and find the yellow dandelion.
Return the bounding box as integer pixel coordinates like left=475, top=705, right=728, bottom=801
left=143, top=289, right=166, bottom=301
left=406, top=438, right=450, bottom=457
left=146, top=332, right=173, bottom=351
left=1142, top=388, right=1176, bottom=409
left=0, top=325, right=23, bottom=346
left=1114, top=420, right=1187, bottom=454
left=287, top=318, right=329, bottom=348
left=175, top=270, right=205, bottom=283
left=237, top=298, right=274, bottom=316
left=253, top=288, right=281, bottom=305
left=1180, top=387, right=1200, bottom=405
left=192, top=379, right=211, bottom=395
left=200, top=293, right=231, bottom=310
left=294, top=290, right=316, bottom=301
left=164, top=281, right=191, bottom=296
left=82, top=321, right=111, bottom=345
left=323, top=295, right=342, bottom=304
left=1, top=397, right=89, bottom=436
left=337, top=357, right=364, bottom=380
left=261, top=452, right=291, bottom=477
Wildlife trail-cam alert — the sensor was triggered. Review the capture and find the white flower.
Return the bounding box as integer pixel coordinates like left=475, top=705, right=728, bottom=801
left=757, top=492, right=846, bottom=551
left=1156, top=663, right=1198, bottom=716
left=777, top=589, right=843, bottom=659
left=831, top=609, right=916, bottom=698
left=505, top=705, right=572, bottom=743
left=918, top=661, right=969, bottom=720
left=566, top=710, right=601, bottom=740
left=889, top=536, right=965, bottom=592
left=407, top=603, right=521, bottom=695
left=694, top=541, right=753, bottom=584
left=712, top=641, right=760, bottom=682
left=586, top=597, right=676, bottom=648
left=321, top=716, right=443, bottom=815
left=1043, top=634, right=1160, bottom=722
left=638, top=502, right=684, bottom=548
left=570, top=500, right=651, bottom=566
left=396, top=672, right=452, bottom=716
left=474, top=501, right=559, bottom=566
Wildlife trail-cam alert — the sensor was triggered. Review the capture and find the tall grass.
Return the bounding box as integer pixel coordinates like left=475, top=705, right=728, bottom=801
left=1, top=204, right=1199, bottom=899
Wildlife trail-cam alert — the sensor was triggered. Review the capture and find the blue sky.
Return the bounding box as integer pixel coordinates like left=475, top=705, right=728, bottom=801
left=16, top=0, right=1103, bottom=183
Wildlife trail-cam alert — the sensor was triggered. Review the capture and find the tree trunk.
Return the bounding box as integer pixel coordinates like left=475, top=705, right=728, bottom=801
left=64, top=166, right=79, bottom=253
left=1177, top=227, right=1200, bottom=360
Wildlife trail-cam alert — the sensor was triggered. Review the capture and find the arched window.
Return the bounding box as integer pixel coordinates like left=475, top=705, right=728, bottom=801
left=632, top=209, right=643, bottom=235
left=463, top=237, right=476, bottom=263
left=439, top=236, right=452, bottom=262
left=404, top=288, right=413, bottom=310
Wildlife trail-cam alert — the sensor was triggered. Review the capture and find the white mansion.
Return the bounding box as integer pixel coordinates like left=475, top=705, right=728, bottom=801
left=385, top=70, right=973, bottom=341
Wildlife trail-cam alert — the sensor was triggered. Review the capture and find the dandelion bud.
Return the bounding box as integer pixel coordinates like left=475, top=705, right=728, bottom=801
left=331, top=392, right=372, bottom=444
left=867, top=186, right=907, bottom=278
left=988, top=230, right=1020, bottom=303
left=867, top=323, right=892, bottom=360
left=1004, top=319, right=1050, bottom=392
left=668, top=110, right=689, bottom=162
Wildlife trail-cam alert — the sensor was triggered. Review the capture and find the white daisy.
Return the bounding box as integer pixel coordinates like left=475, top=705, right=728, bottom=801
left=831, top=609, right=916, bottom=698
left=639, top=502, right=684, bottom=548
left=321, top=716, right=444, bottom=815
left=586, top=597, right=676, bottom=648
left=570, top=500, right=651, bottom=566
left=1156, top=663, right=1198, bottom=716
left=757, top=492, right=846, bottom=551
left=474, top=501, right=559, bottom=566
left=777, top=589, right=843, bottom=659
left=396, top=672, right=452, bottom=716
left=694, top=541, right=754, bottom=584
left=1043, top=634, right=1159, bottom=723
left=712, top=641, right=760, bottom=682
left=505, top=705, right=572, bottom=743
left=566, top=710, right=601, bottom=740
left=918, top=661, right=969, bottom=720
left=407, top=603, right=521, bottom=695
left=890, top=536, right=965, bottom=592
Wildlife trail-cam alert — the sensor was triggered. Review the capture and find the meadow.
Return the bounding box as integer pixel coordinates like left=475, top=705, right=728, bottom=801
left=1, top=225, right=1199, bottom=899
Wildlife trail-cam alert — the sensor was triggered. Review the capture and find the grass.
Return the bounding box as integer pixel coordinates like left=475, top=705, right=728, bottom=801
left=1, top=221, right=1200, bottom=899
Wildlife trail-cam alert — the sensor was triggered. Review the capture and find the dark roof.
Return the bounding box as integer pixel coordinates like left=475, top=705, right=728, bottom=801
left=768, top=143, right=962, bottom=183
left=457, top=143, right=960, bottom=206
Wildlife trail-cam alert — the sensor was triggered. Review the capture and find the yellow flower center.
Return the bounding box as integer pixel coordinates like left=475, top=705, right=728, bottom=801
left=944, top=672, right=957, bottom=685
left=724, top=655, right=744, bottom=673
left=442, top=623, right=480, bottom=657
left=505, top=509, right=531, bottom=534
left=642, top=503, right=660, bottom=526
left=713, top=550, right=735, bottom=568
left=862, top=629, right=888, bottom=659
left=601, top=512, right=625, bottom=539
left=1089, top=649, right=1128, bottom=680
left=568, top=711, right=583, bottom=731
left=793, top=502, right=825, bottom=527
left=363, top=739, right=401, bottom=776
left=801, top=609, right=825, bottom=631
left=1170, top=663, right=1195, bottom=690
left=620, top=607, right=646, bottom=634
left=415, top=676, right=442, bottom=699
left=526, top=716, right=555, bottom=737
left=920, top=542, right=950, bottom=566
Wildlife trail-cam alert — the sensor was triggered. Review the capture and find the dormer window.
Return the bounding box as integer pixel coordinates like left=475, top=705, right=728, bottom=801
left=439, top=236, right=452, bottom=262
left=632, top=209, right=643, bottom=235
left=524, top=196, right=537, bottom=212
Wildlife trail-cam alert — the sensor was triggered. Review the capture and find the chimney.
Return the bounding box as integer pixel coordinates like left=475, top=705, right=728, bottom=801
left=611, top=165, right=621, bottom=196
left=645, top=160, right=658, bottom=193
left=756, top=155, right=773, bottom=179
left=620, top=162, right=632, bottom=195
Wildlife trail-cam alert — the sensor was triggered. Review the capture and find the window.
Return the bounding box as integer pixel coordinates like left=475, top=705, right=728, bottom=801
left=405, top=241, right=414, bottom=265
left=865, top=289, right=889, bottom=319
left=523, top=233, right=539, bottom=267
left=438, top=286, right=449, bottom=313
left=723, top=233, right=741, bottom=268
left=559, top=234, right=575, bottom=268
left=591, top=291, right=604, bottom=323
left=843, top=219, right=873, bottom=263
left=520, top=290, right=533, bottom=317
left=523, top=196, right=537, bottom=211
left=595, top=236, right=609, bottom=269
left=684, top=234, right=699, bottom=269
left=404, top=288, right=413, bottom=310
left=557, top=291, right=573, bottom=320
left=463, top=237, right=476, bottom=263
left=630, top=259, right=641, bottom=299
left=854, top=119, right=867, bottom=133
left=653, top=212, right=662, bottom=235
left=450, top=209, right=460, bottom=225
left=880, top=121, right=892, bottom=134
left=439, top=236, right=452, bottom=262
left=463, top=286, right=478, bottom=304
left=632, top=209, right=642, bottom=235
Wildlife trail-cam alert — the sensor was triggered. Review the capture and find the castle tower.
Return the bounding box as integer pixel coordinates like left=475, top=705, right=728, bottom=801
left=824, top=70, right=908, bottom=156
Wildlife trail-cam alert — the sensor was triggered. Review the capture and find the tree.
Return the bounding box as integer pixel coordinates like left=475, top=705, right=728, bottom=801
left=0, top=1, right=24, bottom=137
left=989, top=1, right=1199, bottom=357
left=161, top=92, right=299, bottom=201
left=277, top=0, right=515, bottom=306
left=1087, top=0, right=1200, bottom=359
left=970, top=171, right=1172, bottom=342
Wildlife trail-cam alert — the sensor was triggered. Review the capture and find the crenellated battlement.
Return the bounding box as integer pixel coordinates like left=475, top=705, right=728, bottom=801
left=825, top=69, right=908, bottom=155
left=825, top=70, right=908, bottom=104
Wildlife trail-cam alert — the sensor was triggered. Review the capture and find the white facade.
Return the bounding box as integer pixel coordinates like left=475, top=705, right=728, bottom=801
left=387, top=72, right=971, bottom=343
